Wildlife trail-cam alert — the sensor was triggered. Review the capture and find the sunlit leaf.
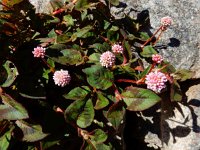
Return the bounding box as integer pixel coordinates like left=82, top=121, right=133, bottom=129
left=106, top=101, right=125, bottom=129
left=0, top=94, right=29, bottom=120
left=172, top=69, right=194, bottom=81
left=0, top=60, right=18, bottom=87
left=71, top=25, right=93, bottom=41
left=88, top=53, right=101, bottom=64
left=89, top=42, right=110, bottom=53
left=90, top=129, right=108, bottom=144
left=82, top=65, right=114, bottom=90
left=122, top=86, right=161, bottom=111
left=2, top=0, right=23, bottom=7
left=139, top=65, right=152, bottom=79
left=94, top=91, right=109, bottom=110
left=63, top=86, right=91, bottom=100
left=49, top=49, right=83, bottom=66
left=75, top=0, right=97, bottom=11
left=0, top=128, right=12, bottom=150
left=140, top=45, right=157, bottom=57
left=170, top=80, right=182, bottom=102
left=63, top=15, right=74, bottom=26
left=77, top=99, right=94, bottom=128
left=16, top=120, right=48, bottom=142
left=140, top=32, right=150, bottom=40
left=109, top=0, right=119, bottom=6
left=65, top=98, right=94, bottom=128
left=124, top=40, right=132, bottom=61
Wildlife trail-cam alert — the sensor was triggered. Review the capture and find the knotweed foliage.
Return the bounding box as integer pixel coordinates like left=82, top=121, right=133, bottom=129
left=0, top=0, right=193, bottom=149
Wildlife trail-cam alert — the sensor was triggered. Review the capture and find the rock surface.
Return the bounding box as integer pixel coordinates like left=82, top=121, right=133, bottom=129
left=120, top=0, right=200, bottom=149
left=29, top=0, right=200, bottom=149
left=112, top=0, right=200, bottom=78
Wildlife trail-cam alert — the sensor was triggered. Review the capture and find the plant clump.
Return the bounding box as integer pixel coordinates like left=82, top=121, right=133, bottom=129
left=0, top=0, right=194, bottom=149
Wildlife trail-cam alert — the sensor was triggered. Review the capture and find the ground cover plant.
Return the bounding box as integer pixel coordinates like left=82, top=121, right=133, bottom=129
left=0, top=0, right=194, bottom=149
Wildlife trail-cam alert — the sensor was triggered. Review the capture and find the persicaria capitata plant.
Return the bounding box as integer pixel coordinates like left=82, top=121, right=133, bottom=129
left=0, top=0, right=193, bottom=149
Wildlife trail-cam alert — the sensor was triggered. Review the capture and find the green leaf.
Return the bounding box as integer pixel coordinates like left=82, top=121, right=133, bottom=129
left=48, top=43, right=67, bottom=50
left=107, top=28, right=119, bottom=42
left=56, top=34, right=70, bottom=44
left=88, top=53, right=101, bottom=63
left=0, top=128, right=12, bottom=150
left=85, top=143, right=111, bottom=150
left=77, top=99, right=94, bottom=128
left=47, top=58, right=55, bottom=68
left=104, top=20, right=111, bottom=30
left=124, top=40, right=132, bottom=60
left=140, top=32, right=150, bottom=40
left=50, top=49, right=83, bottom=65
left=94, top=91, right=109, bottom=110
left=122, top=86, right=161, bottom=111
left=75, top=0, right=97, bottom=11
left=71, top=25, right=93, bottom=41
left=81, top=10, right=88, bottom=21
left=0, top=94, right=29, bottom=120
left=172, top=69, right=194, bottom=81
left=90, top=129, right=108, bottom=144
left=42, top=68, right=51, bottom=81
left=63, top=15, right=74, bottom=26
left=42, top=140, right=60, bottom=150
left=109, top=0, right=119, bottom=6
left=63, top=86, right=91, bottom=100
left=49, top=0, right=65, bottom=10
left=159, top=61, right=176, bottom=73
left=82, top=65, right=114, bottom=90
left=48, top=29, right=57, bottom=38
left=16, top=120, right=48, bottom=142
left=65, top=99, right=86, bottom=123
left=89, top=42, right=110, bottom=53
left=106, top=101, right=125, bottom=129
left=140, top=45, right=157, bottom=57
left=0, top=61, right=18, bottom=87
left=170, top=80, right=182, bottom=102
left=139, top=65, right=152, bottom=79
left=75, top=0, right=89, bottom=10
left=120, top=65, right=136, bottom=76
left=65, top=98, right=94, bottom=128
left=3, top=0, right=23, bottom=6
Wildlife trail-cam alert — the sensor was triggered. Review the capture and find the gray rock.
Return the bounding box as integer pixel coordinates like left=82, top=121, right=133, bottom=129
left=29, top=0, right=200, bottom=149
left=29, top=0, right=65, bottom=14
left=113, top=0, right=200, bottom=149
left=29, top=0, right=53, bottom=14
left=113, top=0, right=200, bottom=78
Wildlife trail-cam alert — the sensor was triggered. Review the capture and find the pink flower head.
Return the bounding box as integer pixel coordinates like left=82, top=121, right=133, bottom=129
left=100, top=51, right=115, bottom=68
left=152, top=54, right=163, bottom=64
left=112, top=44, right=123, bottom=54
left=145, top=70, right=168, bottom=93
left=161, top=16, right=172, bottom=28
left=32, top=46, right=46, bottom=58
left=53, top=69, right=71, bottom=87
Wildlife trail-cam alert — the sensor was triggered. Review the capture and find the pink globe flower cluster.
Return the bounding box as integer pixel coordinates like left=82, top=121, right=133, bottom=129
left=112, top=44, right=123, bottom=54
left=32, top=46, right=46, bottom=58
left=152, top=54, right=163, bottom=64
left=161, top=16, right=172, bottom=27
left=145, top=70, right=168, bottom=93
left=161, top=16, right=172, bottom=30
left=53, top=69, right=71, bottom=87
left=100, top=51, right=116, bottom=68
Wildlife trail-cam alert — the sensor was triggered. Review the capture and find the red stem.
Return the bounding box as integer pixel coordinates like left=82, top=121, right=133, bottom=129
left=153, top=30, right=163, bottom=45
left=42, top=58, right=55, bottom=73
left=116, top=79, right=137, bottom=84
left=0, top=2, right=13, bottom=10
left=141, top=26, right=162, bottom=49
